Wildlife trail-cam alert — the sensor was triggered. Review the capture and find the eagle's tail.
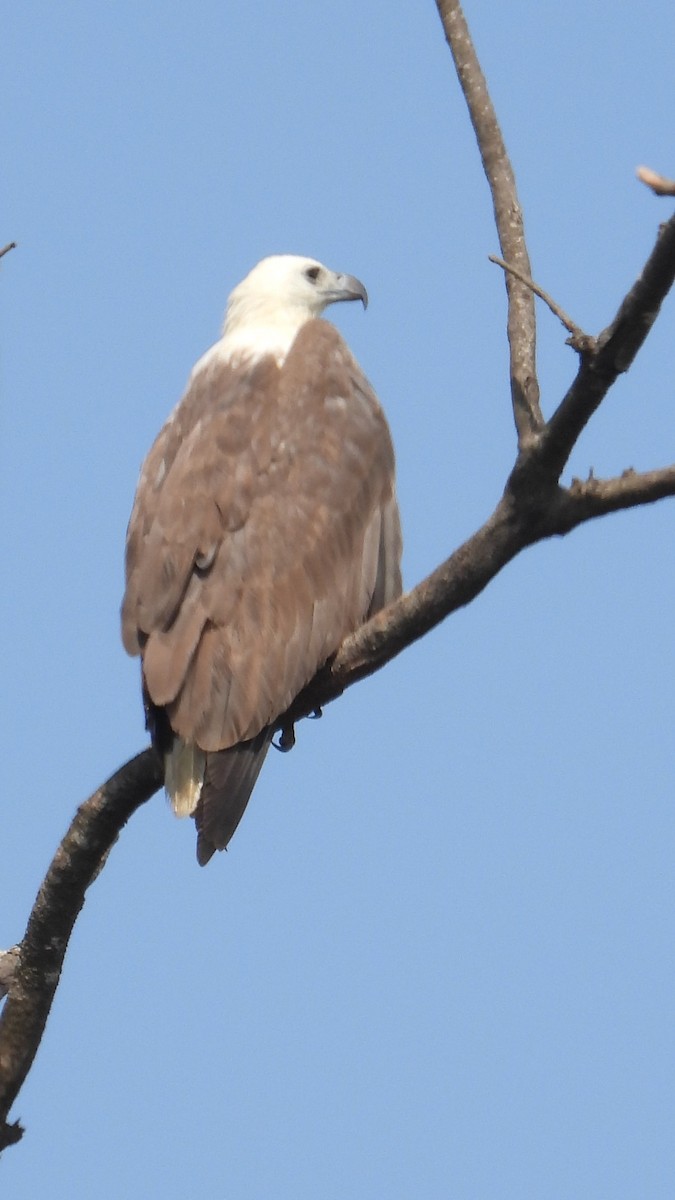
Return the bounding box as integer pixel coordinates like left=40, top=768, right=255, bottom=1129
left=193, top=728, right=273, bottom=866
left=146, top=687, right=273, bottom=865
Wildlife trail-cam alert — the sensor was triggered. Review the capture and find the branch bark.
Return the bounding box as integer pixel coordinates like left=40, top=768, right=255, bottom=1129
left=435, top=0, right=543, bottom=447
left=488, top=255, right=592, bottom=350
left=637, top=165, right=675, bottom=197
left=539, top=209, right=675, bottom=479
left=0, top=750, right=163, bottom=1151
left=2, top=0, right=675, bottom=1155
left=548, top=466, right=675, bottom=531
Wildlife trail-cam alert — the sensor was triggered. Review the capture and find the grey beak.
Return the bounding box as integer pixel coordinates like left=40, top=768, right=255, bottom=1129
left=334, top=272, right=368, bottom=310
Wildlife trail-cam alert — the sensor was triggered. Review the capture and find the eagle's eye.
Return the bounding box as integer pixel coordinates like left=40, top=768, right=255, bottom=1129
left=305, top=266, right=321, bottom=282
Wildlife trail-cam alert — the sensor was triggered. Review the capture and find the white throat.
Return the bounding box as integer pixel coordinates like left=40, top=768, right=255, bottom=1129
left=220, top=309, right=311, bottom=366
left=189, top=308, right=312, bottom=382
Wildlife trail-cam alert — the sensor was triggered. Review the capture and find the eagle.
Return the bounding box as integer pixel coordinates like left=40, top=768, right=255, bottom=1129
left=121, top=255, right=402, bottom=864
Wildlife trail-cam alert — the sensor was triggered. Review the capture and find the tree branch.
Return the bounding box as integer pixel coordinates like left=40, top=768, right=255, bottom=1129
left=637, top=165, right=675, bottom=197
left=0, top=749, right=163, bottom=1151
left=488, top=255, right=593, bottom=351
left=435, top=0, right=543, bottom=447
left=548, top=465, right=675, bottom=532
left=539, top=209, right=675, bottom=478
left=4, top=1, right=675, bottom=1158
left=9, top=452, right=671, bottom=1153
left=281, top=456, right=675, bottom=732
left=281, top=495, right=524, bottom=728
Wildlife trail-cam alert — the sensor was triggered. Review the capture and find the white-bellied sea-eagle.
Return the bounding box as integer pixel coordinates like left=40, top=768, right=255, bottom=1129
left=121, top=255, right=402, bottom=864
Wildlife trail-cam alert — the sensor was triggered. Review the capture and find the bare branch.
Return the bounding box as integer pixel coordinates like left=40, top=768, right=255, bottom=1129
left=435, top=0, right=543, bottom=446
left=0, top=749, right=163, bottom=1152
left=5, top=244, right=675, bottom=1164
left=489, top=255, right=592, bottom=350
left=637, top=165, right=675, bottom=197
left=0, top=242, right=17, bottom=262
left=548, top=465, right=675, bottom=532
left=539, top=208, right=675, bottom=478
left=9, top=448, right=673, bottom=1151
left=279, top=463, right=675, bottom=728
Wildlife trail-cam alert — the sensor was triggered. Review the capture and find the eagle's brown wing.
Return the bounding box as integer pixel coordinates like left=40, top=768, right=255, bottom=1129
left=122, top=318, right=402, bottom=859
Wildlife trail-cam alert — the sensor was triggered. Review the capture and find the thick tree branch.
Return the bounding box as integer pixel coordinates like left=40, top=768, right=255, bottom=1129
left=282, top=462, right=675, bottom=731
left=11, top=455, right=672, bottom=1150
left=0, top=749, right=163, bottom=1151
left=281, top=495, right=526, bottom=727
left=4, top=3, right=675, bottom=1159
left=435, top=0, right=543, bottom=447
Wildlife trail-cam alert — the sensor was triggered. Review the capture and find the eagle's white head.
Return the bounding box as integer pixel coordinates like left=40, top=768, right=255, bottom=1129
left=220, top=254, right=368, bottom=365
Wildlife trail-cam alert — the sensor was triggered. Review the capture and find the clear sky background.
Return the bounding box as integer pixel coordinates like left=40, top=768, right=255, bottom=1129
left=3, top=3, right=675, bottom=1197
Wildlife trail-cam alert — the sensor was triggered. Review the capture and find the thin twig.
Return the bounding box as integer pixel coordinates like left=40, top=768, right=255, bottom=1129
left=0, top=242, right=17, bottom=262
left=636, top=166, right=675, bottom=198
left=489, top=255, right=592, bottom=350
left=549, top=465, right=675, bottom=531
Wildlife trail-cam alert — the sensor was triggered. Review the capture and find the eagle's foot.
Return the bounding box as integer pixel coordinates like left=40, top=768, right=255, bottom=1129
left=274, top=722, right=296, bottom=752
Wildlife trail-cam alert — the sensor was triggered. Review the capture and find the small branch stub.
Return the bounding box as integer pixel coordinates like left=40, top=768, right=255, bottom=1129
left=0, top=949, right=20, bottom=1001
left=637, top=166, right=675, bottom=198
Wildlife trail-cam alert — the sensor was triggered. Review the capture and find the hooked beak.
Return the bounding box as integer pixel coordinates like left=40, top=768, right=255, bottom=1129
left=331, top=272, right=368, bottom=310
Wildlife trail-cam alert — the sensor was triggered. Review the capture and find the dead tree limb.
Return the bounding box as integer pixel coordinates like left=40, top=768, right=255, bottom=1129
left=637, top=165, right=675, bottom=197
left=435, top=0, right=543, bottom=448
left=488, top=255, right=591, bottom=349
left=539, top=210, right=675, bottom=479
left=2, top=1, right=674, bottom=1154
left=0, top=751, right=162, bottom=1151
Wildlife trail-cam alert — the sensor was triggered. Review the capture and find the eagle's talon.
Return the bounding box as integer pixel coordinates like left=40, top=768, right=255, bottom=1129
left=273, top=724, right=296, bottom=752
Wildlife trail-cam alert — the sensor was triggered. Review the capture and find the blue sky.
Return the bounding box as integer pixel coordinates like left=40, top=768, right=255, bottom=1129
left=3, top=2, right=675, bottom=1196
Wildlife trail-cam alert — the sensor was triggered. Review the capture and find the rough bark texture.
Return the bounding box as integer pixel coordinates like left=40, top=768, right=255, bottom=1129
left=436, top=0, right=542, bottom=448
left=0, top=751, right=163, bottom=1149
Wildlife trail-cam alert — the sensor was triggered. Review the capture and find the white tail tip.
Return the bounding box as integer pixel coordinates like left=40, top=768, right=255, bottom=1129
left=165, top=739, right=207, bottom=818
